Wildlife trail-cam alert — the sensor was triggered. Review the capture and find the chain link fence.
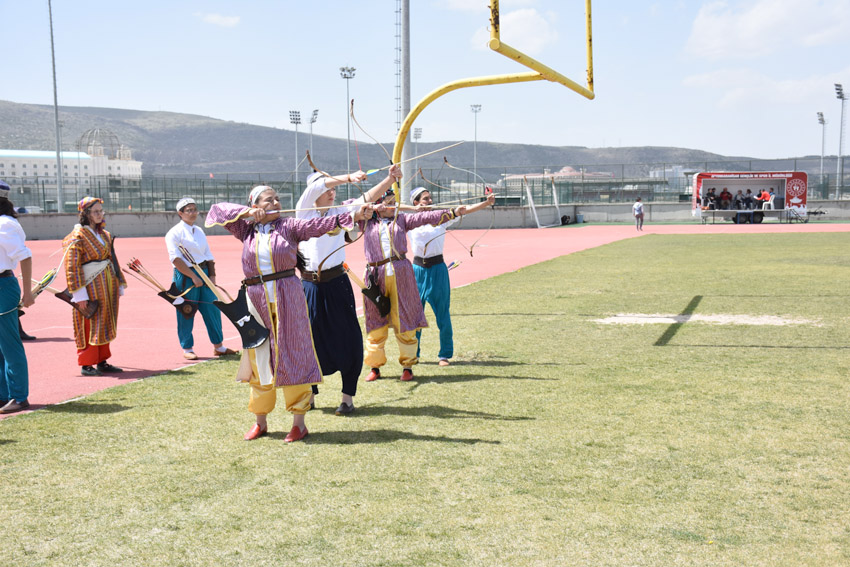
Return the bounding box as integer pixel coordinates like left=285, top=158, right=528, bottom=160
left=3, top=156, right=845, bottom=213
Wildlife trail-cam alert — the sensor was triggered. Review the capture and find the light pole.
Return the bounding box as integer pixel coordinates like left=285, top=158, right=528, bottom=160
left=309, top=109, right=318, bottom=159
left=470, top=104, right=482, bottom=183
left=413, top=127, right=422, bottom=169
left=340, top=66, right=356, bottom=176
left=290, top=110, right=301, bottom=182
left=817, top=112, right=826, bottom=191
left=836, top=84, right=847, bottom=199
left=48, top=0, right=64, bottom=212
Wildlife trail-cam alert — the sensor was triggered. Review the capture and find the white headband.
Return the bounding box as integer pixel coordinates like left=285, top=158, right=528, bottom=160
left=249, top=185, right=274, bottom=205
left=176, top=197, right=196, bottom=212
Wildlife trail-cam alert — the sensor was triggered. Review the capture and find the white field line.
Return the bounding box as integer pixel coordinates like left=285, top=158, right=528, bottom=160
left=594, top=313, right=821, bottom=326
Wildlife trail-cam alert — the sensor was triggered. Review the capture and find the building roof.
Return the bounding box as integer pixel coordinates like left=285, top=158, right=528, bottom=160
left=0, top=149, right=91, bottom=160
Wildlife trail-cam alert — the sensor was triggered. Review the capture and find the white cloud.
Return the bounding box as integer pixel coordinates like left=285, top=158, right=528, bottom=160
left=683, top=67, right=849, bottom=106
left=195, top=12, right=240, bottom=28
left=470, top=8, right=558, bottom=55
left=686, top=0, right=850, bottom=60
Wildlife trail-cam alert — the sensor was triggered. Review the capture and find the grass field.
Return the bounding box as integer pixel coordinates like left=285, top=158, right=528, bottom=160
left=2, top=232, right=849, bottom=566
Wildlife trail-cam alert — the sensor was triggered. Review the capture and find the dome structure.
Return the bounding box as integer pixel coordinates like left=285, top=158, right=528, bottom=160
left=75, top=128, right=123, bottom=159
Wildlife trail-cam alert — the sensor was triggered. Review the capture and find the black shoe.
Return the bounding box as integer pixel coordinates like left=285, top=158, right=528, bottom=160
left=81, top=365, right=102, bottom=376
left=335, top=402, right=355, bottom=416
left=0, top=399, right=30, bottom=414
left=97, top=362, right=123, bottom=373
left=19, top=330, right=36, bottom=341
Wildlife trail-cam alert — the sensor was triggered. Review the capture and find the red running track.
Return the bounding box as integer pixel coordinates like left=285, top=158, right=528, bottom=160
left=5, top=221, right=849, bottom=418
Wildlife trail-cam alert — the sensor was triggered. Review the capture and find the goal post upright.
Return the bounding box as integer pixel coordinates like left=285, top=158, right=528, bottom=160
left=391, top=0, right=595, bottom=196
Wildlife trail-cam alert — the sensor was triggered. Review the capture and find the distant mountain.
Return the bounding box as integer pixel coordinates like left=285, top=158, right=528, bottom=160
left=0, top=99, right=816, bottom=179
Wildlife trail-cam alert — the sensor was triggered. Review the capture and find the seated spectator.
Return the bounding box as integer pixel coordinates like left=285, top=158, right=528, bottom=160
left=743, top=189, right=755, bottom=210
left=719, top=188, right=733, bottom=209
left=732, top=190, right=745, bottom=209
left=755, top=189, right=770, bottom=208
left=704, top=188, right=717, bottom=210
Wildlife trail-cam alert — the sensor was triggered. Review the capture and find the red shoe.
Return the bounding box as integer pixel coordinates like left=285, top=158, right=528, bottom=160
left=284, top=425, right=308, bottom=443
left=243, top=423, right=268, bottom=441
left=400, top=368, right=414, bottom=381
left=365, top=368, right=380, bottom=382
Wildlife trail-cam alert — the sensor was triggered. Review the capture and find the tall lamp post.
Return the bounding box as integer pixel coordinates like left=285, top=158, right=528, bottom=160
left=836, top=84, right=847, bottom=199
left=309, top=109, right=319, bottom=159
left=290, top=110, right=301, bottom=182
left=470, top=104, right=482, bottom=183
left=817, top=112, right=826, bottom=192
left=413, top=127, right=422, bottom=169
left=340, top=66, right=356, bottom=177
left=48, top=0, right=64, bottom=211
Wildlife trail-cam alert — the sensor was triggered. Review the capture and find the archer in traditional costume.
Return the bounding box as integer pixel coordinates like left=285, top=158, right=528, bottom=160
left=0, top=180, right=35, bottom=414
left=360, top=191, right=479, bottom=382
left=165, top=197, right=237, bottom=360
left=206, top=186, right=374, bottom=442
left=63, top=197, right=126, bottom=377
left=296, top=164, right=401, bottom=416
left=408, top=187, right=495, bottom=367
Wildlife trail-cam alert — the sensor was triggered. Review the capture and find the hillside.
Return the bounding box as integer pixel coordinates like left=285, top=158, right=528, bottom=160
left=0, top=99, right=802, bottom=179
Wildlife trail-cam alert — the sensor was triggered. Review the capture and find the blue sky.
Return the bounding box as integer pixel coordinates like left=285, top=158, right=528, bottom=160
left=2, top=0, right=849, bottom=159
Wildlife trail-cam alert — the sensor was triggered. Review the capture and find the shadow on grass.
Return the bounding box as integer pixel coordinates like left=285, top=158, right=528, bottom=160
left=0, top=439, right=15, bottom=445
left=43, top=401, right=132, bottom=415
left=351, top=404, right=532, bottom=421
left=412, top=373, right=557, bottom=385
left=270, top=428, right=499, bottom=445
left=654, top=295, right=702, bottom=347
left=419, top=358, right=560, bottom=368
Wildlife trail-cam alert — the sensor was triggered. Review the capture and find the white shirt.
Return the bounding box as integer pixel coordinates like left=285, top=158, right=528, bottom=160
left=408, top=217, right=459, bottom=258
left=296, top=177, right=363, bottom=271
left=165, top=220, right=215, bottom=264
left=255, top=223, right=277, bottom=298
left=633, top=201, right=644, bottom=216
left=0, top=215, right=32, bottom=271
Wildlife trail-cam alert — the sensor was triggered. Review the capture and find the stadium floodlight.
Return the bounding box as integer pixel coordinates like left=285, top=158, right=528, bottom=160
left=818, top=112, right=826, bottom=184
left=340, top=66, right=356, bottom=177
left=413, top=127, right=422, bottom=168
left=290, top=111, right=301, bottom=181
left=836, top=84, right=846, bottom=199
left=470, top=104, right=482, bottom=182
left=309, top=109, right=319, bottom=158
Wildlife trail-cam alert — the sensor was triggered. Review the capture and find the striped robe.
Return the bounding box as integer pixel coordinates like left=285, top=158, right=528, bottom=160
left=63, top=225, right=125, bottom=350
left=359, top=210, right=455, bottom=334
left=206, top=203, right=354, bottom=387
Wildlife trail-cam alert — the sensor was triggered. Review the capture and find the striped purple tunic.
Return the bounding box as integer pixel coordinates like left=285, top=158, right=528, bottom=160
left=360, top=210, right=455, bottom=333
left=207, top=203, right=354, bottom=387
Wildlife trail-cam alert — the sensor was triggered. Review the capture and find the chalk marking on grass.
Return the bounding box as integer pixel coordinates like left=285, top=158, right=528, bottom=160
left=595, top=313, right=820, bottom=326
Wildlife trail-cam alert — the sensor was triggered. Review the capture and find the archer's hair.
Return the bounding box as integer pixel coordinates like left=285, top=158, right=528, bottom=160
left=0, top=197, right=17, bottom=218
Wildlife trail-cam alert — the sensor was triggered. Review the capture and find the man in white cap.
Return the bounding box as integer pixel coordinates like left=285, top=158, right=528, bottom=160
left=164, top=197, right=236, bottom=360
left=407, top=187, right=494, bottom=366
left=296, top=165, right=400, bottom=415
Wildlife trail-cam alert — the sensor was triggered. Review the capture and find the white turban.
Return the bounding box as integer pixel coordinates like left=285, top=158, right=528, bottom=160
left=249, top=185, right=274, bottom=205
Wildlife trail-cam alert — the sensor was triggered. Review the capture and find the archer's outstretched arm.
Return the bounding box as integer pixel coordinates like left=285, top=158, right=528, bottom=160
left=361, top=164, right=402, bottom=203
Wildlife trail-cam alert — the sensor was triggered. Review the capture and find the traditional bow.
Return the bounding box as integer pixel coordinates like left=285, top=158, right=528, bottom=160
left=441, top=156, right=495, bottom=257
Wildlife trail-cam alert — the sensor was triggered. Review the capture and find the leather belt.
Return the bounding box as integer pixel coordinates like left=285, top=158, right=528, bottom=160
left=366, top=254, right=406, bottom=268
left=300, top=264, right=346, bottom=283
left=242, top=268, right=296, bottom=287
left=413, top=255, right=444, bottom=268
left=0, top=270, right=13, bottom=278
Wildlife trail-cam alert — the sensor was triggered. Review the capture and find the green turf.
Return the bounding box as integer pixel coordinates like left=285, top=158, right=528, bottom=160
left=2, top=232, right=849, bottom=566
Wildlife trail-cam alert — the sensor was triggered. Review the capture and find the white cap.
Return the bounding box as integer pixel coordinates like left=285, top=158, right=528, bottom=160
left=176, top=197, right=196, bottom=212
left=410, top=186, right=429, bottom=204
left=249, top=185, right=274, bottom=204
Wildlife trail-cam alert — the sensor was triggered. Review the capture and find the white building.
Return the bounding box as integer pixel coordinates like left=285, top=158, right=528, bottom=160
left=0, top=129, right=142, bottom=212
